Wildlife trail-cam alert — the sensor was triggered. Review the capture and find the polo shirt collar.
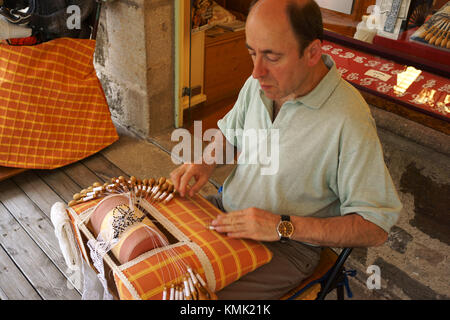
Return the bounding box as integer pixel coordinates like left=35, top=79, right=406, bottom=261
left=294, top=54, right=341, bottom=110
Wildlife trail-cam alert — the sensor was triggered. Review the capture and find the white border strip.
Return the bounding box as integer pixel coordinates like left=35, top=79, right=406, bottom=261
left=185, top=241, right=216, bottom=291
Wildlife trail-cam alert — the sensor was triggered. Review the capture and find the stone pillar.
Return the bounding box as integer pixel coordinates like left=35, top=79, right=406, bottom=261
left=94, top=0, right=175, bottom=138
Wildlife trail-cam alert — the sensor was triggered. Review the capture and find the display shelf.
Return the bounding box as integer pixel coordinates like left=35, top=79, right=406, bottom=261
left=322, top=39, right=449, bottom=126
left=373, top=27, right=450, bottom=67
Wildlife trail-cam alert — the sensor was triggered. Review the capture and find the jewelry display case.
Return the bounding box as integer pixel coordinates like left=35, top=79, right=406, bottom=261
left=321, top=0, right=449, bottom=134
left=182, top=0, right=449, bottom=134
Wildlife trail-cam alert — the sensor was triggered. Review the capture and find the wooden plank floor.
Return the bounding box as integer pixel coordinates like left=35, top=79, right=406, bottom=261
left=0, top=153, right=130, bottom=300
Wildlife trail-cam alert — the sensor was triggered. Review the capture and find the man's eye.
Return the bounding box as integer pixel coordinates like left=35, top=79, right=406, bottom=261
left=266, top=55, right=279, bottom=62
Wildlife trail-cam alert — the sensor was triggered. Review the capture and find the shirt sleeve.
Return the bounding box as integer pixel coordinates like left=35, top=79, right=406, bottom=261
left=217, top=77, right=254, bottom=150
left=337, top=115, right=403, bottom=233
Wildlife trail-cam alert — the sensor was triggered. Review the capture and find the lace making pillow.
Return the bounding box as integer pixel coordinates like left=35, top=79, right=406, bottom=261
left=67, top=192, right=273, bottom=300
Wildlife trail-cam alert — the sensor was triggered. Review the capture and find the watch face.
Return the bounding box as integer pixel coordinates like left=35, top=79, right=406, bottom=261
left=278, top=221, right=294, bottom=238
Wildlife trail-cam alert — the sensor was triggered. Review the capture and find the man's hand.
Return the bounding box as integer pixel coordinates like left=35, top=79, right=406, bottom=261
left=170, top=163, right=216, bottom=197
left=211, top=207, right=280, bottom=241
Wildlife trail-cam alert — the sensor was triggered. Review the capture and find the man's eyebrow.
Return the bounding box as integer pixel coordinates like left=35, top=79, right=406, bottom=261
left=245, top=43, right=282, bottom=55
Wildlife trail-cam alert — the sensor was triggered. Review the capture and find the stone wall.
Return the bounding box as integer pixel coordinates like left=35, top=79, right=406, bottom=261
left=94, top=0, right=175, bottom=138
left=343, top=107, right=449, bottom=300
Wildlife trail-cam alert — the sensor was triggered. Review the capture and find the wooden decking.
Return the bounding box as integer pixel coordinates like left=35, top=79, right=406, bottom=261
left=0, top=153, right=130, bottom=300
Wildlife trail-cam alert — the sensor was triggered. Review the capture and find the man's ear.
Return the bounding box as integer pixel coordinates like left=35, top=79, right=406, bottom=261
left=305, top=39, right=323, bottom=67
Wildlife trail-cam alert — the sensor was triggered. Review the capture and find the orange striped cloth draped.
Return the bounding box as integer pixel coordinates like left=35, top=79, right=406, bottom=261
left=0, top=38, right=118, bottom=169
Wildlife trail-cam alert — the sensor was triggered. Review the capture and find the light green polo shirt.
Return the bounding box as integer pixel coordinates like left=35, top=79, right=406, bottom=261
left=217, top=55, right=402, bottom=233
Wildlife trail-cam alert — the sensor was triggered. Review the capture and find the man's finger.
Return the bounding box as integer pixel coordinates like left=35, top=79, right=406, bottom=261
left=178, top=168, right=196, bottom=197
left=212, top=211, right=245, bottom=228
left=226, top=231, right=247, bottom=239
left=213, top=211, right=245, bottom=223
left=214, top=223, right=245, bottom=234
left=169, top=167, right=183, bottom=192
left=188, top=175, right=208, bottom=197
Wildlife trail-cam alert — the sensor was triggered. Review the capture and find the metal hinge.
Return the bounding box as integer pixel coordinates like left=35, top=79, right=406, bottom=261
left=182, top=85, right=201, bottom=97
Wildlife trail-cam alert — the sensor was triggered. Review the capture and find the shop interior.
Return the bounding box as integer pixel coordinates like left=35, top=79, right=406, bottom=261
left=181, top=0, right=449, bottom=135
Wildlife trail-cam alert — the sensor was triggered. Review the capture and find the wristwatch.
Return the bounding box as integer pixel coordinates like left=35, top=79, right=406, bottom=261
left=277, top=215, right=294, bottom=243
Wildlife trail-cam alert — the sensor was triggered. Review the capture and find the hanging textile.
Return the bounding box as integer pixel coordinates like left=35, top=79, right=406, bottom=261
left=0, top=37, right=118, bottom=169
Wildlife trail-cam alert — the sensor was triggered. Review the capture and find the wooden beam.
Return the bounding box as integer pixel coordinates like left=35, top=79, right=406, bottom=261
left=0, top=166, right=26, bottom=182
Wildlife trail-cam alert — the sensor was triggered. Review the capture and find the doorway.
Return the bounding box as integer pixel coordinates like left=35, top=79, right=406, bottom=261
left=175, top=0, right=253, bottom=134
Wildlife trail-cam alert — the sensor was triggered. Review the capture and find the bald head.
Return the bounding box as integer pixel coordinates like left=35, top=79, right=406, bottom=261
left=248, top=0, right=323, bottom=57
left=249, top=0, right=309, bottom=13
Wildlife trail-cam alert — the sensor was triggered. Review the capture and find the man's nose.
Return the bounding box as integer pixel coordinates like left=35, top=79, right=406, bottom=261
left=252, top=56, right=267, bottom=79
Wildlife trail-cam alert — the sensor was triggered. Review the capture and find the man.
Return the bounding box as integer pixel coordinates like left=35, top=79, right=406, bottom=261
left=170, top=0, right=402, bottom=299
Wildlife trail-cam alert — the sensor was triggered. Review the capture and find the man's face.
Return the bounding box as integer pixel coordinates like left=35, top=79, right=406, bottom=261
left=245, top=8, right=310, bottom=102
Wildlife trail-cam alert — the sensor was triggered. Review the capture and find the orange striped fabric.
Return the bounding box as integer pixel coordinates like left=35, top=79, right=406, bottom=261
left=69, top=193, right=273, bottom=300
left=0, top=38, right=118, bottom=169
left=152, top=195, right=271, bottom=291
left=117, top=243, right=206, bottom=300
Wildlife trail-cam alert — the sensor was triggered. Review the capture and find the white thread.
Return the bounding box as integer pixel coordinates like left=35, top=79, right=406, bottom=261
left=86, top=234, right=118, bottom=300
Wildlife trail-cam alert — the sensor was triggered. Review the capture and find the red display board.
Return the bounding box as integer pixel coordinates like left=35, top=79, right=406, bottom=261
left=322, top=40, right=449, bottom=121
